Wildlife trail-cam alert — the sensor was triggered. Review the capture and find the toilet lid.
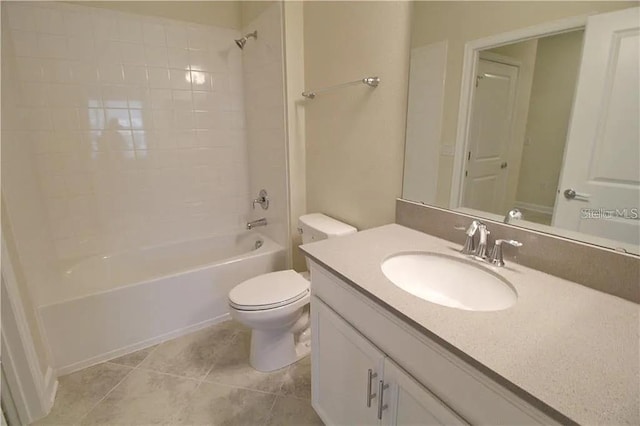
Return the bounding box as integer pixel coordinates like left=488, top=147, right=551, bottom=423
left=229, top=270, right=309, bottom=311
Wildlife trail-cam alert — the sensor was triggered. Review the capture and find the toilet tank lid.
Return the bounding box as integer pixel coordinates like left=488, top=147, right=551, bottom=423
left=298, top=213, right=357, bottom=236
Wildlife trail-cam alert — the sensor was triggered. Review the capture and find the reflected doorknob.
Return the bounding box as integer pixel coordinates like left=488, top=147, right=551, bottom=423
left=563, top=188, right=591, bottom=201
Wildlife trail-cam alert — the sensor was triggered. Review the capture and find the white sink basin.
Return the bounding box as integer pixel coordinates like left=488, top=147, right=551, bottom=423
left=381, top=252, right=517, bottom=312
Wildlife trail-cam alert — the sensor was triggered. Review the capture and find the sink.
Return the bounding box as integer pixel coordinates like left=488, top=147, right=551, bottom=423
left=381, top=252, right=517, bottom=312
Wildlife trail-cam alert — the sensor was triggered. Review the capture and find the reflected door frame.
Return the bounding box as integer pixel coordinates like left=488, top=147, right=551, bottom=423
left=450, top=14, right=589, bottom=210
left=461, top=53, right=520, bottom=215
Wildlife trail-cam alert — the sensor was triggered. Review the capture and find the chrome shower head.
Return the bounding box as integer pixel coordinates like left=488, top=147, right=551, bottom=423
left=234, top=30, right=257, bottom=50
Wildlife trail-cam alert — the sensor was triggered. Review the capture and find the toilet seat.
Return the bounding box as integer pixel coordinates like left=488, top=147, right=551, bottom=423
left=229, top=270, right=309, bottom=311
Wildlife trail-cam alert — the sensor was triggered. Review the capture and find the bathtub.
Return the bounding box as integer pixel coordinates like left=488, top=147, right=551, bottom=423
left=40, top=232, right=285, bottom=375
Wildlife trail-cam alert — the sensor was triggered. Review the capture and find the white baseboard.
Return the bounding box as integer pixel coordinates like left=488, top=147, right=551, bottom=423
left=41, top=367, right=58, bottom=412
left=514, top=201, right=554, bottom=216
left=56, top=313, right=230, bottom=376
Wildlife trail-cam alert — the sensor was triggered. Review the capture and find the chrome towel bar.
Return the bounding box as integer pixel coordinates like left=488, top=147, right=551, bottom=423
left=302, top=76, right=380, bottom=99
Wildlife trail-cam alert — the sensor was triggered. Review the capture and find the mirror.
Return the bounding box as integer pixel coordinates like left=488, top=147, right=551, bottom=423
left=403, top=3, right=639, bottom=254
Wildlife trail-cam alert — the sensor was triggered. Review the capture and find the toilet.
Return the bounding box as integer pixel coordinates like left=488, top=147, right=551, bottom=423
left=228, top=213, right=357, bottom=372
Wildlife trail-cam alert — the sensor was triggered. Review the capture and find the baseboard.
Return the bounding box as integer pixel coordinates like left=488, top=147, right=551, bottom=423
left=41, top=367, right=58, bottom=412
left=514, top=201, right=554, bottom=216
left=55, top=313, right=230, bottom=376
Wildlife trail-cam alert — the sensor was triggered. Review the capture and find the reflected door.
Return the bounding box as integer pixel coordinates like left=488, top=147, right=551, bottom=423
left=553, top=7, right=640, bottom=248
left=462, top=59, right=518, bottom=215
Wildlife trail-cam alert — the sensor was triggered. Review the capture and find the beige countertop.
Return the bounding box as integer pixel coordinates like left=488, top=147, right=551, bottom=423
left=300, top=224, right=639, bottom=426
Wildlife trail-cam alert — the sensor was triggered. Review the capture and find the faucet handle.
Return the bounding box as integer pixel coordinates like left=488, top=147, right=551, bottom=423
left=489, top=239, right=523, bottom=267
left=456, top=220, right=483, bottom=255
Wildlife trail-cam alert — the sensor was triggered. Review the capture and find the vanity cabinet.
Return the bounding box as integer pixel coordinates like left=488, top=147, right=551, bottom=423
left=310, top=261, right=560, bottom=426
left=311, top=296, right=384, bottom=425
left=312, top=297, right=464, bottom=426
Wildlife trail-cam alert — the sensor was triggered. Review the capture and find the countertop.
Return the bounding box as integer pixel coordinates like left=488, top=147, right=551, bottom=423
left=300, top=224, right=639, bottom=425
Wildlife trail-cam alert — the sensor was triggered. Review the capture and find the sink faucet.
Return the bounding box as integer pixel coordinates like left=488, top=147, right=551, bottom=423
left=489, top=239, right=523, bottom=267
left=457, top=220, right=522, bottom=266
left=474, top=223, right=490, bottom=259
left=456, top=220, right=482, bottom=255
left=246, top=218, right=267, bottom=230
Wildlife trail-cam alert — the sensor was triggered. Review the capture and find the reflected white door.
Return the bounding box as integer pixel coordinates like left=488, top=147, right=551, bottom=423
left=553, top=7, right=640, bottom=248
left=463, top=59, right=518, bottom=215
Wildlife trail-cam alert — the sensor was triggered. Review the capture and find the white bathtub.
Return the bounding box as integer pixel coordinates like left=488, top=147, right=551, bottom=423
left=40, top=232, right=285, bottom=375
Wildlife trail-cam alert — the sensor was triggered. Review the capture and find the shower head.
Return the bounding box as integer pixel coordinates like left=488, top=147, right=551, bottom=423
left=235, top=30, right=258, bottom=50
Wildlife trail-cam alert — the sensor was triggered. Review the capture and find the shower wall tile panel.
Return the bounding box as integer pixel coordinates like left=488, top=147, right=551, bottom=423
left=2, top=2, right=251, bottom=260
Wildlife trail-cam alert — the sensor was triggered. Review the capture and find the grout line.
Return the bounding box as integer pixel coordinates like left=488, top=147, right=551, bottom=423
left=199, top=329, right=243, bottom=381
left=76, top=364, right=137, bottom=424
left=76, top=342, right=163, bottom=423
left=133, top=365, right=207, bottom=383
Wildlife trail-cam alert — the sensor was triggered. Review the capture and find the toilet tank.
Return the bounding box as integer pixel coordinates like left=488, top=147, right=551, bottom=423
left=298, top=213, right=357, bottom=245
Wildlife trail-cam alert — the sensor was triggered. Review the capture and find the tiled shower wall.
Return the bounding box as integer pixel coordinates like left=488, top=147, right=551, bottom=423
left=2, top=2, right=250, bottom=262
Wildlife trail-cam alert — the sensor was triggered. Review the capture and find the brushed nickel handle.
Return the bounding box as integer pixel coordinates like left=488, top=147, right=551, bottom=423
left=563, top=188, right=590, bottom=201
left=366, top=369, right=377, bottom=407
left=377, top=380, right=389, bottom=420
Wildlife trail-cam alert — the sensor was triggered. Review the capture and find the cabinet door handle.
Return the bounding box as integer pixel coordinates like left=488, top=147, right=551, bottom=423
left=366, top=369, right=377, bottom=407
left=377, top=380, right=389, bottom=420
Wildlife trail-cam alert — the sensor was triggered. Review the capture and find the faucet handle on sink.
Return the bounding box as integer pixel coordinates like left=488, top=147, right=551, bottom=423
left=489, top=239, right=523, bottom=267
left=455, top=220, right=483, bottom=255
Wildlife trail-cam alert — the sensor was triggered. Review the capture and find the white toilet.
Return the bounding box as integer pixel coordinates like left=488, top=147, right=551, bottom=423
left=228, top=213, right=357, bottom=372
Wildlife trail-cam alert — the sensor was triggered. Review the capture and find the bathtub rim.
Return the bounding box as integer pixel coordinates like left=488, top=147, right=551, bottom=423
left=42, top=231, right=284, bottom=308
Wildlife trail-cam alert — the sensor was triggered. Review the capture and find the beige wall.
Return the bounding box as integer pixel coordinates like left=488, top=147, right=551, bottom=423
left=411, top=1, right=637, bottom=207
left=241, top=1, right=276, bottom=28
left=74, top=1, right=242, bottom=29
left=304, top=1, right=412, bottom=230
left=516, top=30, right=585, bottom=209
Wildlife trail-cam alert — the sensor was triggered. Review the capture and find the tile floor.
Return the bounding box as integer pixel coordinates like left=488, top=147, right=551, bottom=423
left=34, top=320, right=323, bottom=425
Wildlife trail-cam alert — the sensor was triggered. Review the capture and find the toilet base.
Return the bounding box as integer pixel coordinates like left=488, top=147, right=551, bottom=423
left=249, top=311, right=311, bottom=372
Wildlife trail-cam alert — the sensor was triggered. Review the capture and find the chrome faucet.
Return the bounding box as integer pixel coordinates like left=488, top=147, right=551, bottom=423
left=474, top=223, right=490, bottom=259
left=457, top=220, right=522, bottom=267
left=457, top=220, right=481, bottom=255
left=489, top=239, right=523, bottom=267
left=246, top=218, right=267, bottom=230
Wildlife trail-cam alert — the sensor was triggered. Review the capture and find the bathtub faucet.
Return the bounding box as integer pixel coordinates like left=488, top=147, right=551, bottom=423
left=247, top=218, right=267, bottom=230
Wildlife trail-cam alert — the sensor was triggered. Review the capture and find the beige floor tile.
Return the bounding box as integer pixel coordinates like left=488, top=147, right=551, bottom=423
left=280, top=356, right=312, bottom=400
left=204, top=332, right=288, bottom=394
left=138, top=321, right=240, bottom=379
left=173, top=381, right=276, bottom=425
left=109, top=345, right=157, bottom=368
left=265, top=396, right=324, bottom=426
left=33, top=363, right=132, bottom=425
left=80, top=369, right=199, bottom=425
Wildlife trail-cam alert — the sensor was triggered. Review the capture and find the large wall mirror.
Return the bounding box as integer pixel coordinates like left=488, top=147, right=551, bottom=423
left=403, top=2, right=639, bottom=254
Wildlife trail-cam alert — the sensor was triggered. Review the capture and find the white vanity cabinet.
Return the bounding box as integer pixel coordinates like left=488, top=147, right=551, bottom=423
left=382, top=357, right=467, bottom=425
left=312, top=297, right=464, bottom=426
left=311, top=297, right=384, bottom=425
left=309, top=261, right=560, bottom=426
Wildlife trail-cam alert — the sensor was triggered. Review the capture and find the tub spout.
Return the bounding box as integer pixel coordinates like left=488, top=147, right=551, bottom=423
left=247, top=218, right=267, bottom=230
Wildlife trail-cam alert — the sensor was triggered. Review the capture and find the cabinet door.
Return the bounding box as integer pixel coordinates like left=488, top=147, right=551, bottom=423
left=311, top=296, right=384, bottom=426
left=382, top=358, right=468, bottom=426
